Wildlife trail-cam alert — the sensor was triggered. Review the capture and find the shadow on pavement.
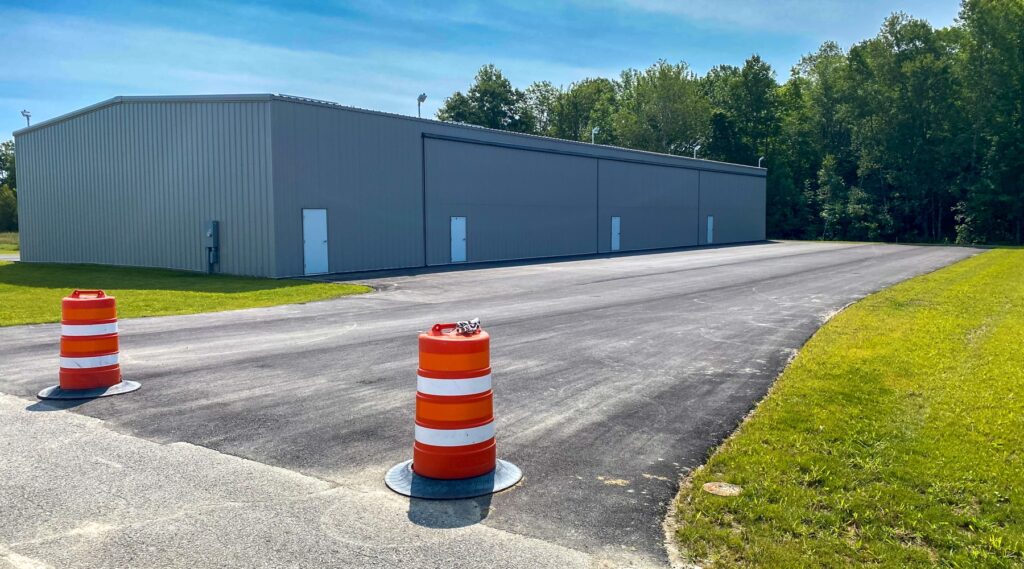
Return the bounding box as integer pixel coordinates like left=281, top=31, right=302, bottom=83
left=407, top=493, right=492, bottom=529
left=308, top=240, right=776, bottom=282
left=25, top=398, right=90, bottom=412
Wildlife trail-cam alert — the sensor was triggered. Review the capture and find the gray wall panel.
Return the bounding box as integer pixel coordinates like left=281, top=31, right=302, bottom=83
left=597, top=160, right=699, bottom=252
left=698, top=171, right=767, bottom=245
left=424, top=138, right=597, bottom=265
left=16, top=94, right=766, bottom=279
left=14, top=99, right=276, bottom=276
left=270, top=100, right=425, bottom=276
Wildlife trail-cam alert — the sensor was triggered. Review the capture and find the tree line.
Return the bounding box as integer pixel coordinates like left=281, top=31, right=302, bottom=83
left=0, top=141, right=15, bottom=232
left=437, top=0, right=1022, bottom=244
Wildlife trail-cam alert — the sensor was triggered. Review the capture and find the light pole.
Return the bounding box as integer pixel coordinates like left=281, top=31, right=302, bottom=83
left=20, top=110, right=31, bottom=127
left=417, top=93, right=427, bottom=118
left=693, top=144, right=701, bottom=159
left=591, top=126, right=600, bottom=144
left=758, top=156, right=765, bottom=168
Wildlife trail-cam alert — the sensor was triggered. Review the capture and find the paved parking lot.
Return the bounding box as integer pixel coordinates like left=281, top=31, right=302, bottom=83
left=0, top=242, right=978, bottom=567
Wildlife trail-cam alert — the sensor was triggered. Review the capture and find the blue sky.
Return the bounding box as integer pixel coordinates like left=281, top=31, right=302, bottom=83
left=1, top=0, right=961, bottom=139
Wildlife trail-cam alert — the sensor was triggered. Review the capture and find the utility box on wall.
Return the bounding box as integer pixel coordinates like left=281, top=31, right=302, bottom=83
left=205, top=220, right=220, bottom=273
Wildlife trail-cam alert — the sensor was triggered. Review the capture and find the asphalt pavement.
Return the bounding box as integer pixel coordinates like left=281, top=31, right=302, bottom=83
left=0, top=241, right=979, bottom=567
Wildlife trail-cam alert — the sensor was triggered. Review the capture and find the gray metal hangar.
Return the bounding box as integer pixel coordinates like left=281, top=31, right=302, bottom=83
left=13, top=94, right=766, bottom=277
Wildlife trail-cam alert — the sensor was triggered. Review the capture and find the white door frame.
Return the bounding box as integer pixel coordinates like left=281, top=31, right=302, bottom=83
left=450, top=216, right=467, bottom=263
left=302, top=208, right=329, bottom=275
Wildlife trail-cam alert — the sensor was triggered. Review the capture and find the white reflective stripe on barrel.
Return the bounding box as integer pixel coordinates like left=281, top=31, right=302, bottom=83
left=415, top=421, right=495, bottom=447
left=61, top=322, right=118, bottom=337
left=417, top=373, right=492, bottom=397
left=59, top=353, right=119, bottom=369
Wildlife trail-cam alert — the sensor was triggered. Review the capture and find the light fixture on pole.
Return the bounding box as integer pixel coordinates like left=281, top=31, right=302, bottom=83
left=591, top=126, right=600, bottom=144
left=693, top=144, right=701, bottom=159
left=758, top=156, right=765, bottom=168
left=417, top=93, right=427, bottom=118
left=20, top=110, right=31, bottom=127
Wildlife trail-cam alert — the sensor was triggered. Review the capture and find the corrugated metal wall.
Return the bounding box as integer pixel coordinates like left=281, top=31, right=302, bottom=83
left=597, top=160, right=699, bottom=253
left=15, top=98, right=276, bottom=276
left=270, top=99, right=424, bottom=276
left=16, top=95, right=766, bottom=278
left=424, top=138, right=597, bottom=265
left=270, top=98, right=767, bottom=276
left=697, top=171, right=767, bottom=245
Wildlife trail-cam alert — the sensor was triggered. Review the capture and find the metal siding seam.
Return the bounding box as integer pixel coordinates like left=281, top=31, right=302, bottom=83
left=249, top=103, right=259, bottom=275
left=203, top=104, right=213, bottom=270
left=73, top=118, right=82, bottom=261
left=214, top=104, right=224, bottom=273
left=145, top=104, right=155, bottom=268
left=238, top=103, right=247, bottom=274
left=180, top=103, right=190, bottom=270
left=595, top=159, right=600, bottom=252
left=158, top=104, right=168, bottom=269
left=232, top=104, right=240, bottom=273
left=243, top=104, right=253, bottom=274
left=262, top=102, right=271, bottom=276
left=697, top=171, right=702, bottom=245
left=421, top=131, right=428, bottom=267
left=266, top=102, right=272, bottom=275
left=169, top=103, right=179, bottom=270
left=192, top=103, right=202, bottom=271
left=263, top=101, right=274, bottom=276
left=143, top=104, right=152, bottom=268
left=251, top=103, right=261, bottom=275
left=138, top=104, right=148, bottom=266
left=228, top=103, right=237, bottom=274
left=180, top=104, right=190, bottom=270
left=51, top=126, right=58, bottom=261
left=59, top=121, right=67, bottom=262
left=121, top=106, right=130, bottom=265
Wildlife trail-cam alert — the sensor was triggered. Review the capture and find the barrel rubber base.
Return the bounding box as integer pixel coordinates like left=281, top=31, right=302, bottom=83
left=385, top=459, right=522, bottom=500
left=37, top=380, right=141, bottom=400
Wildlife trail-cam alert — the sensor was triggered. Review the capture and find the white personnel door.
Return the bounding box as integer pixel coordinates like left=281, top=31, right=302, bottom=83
left=706, top=215, right=715, bottom=244
left=450, top=216, right=467, bottom=263
left=611, top=216, right=621, bottom=251
left=302, top=209, right=329, bottom=275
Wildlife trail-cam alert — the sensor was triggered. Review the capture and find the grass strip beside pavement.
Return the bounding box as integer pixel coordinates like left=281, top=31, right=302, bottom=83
left=674, top=249, right=1023, bottom=568
left=0, top=261, right=370, bottom=326
left=0, top=232, right=17, bottom=252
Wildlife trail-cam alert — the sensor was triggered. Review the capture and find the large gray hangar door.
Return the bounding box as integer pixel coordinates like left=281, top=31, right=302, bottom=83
left=423, top=138, right=598, bottom=266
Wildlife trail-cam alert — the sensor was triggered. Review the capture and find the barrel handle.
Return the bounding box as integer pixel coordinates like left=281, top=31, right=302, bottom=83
left=70, top=289, right=106, bottom=299
left=431, top=318, right=481, bottom=336
left=431, top=322, right=458, bottom=334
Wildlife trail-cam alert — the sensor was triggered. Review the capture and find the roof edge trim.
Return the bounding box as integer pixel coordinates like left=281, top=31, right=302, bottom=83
left=13, top=94, right=275, bottom=136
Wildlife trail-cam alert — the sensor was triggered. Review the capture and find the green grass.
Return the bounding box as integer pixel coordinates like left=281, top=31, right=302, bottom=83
left=0, top=232, right=17, bottom=252
left=674, top=249, right=1024, bottom=568
left=0, top=261, right=370, bottom=326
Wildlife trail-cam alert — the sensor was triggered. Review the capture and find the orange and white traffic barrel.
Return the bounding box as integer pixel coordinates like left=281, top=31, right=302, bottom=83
left=386, top=319, right=522, bottom=499
left=37, top=290, right=141, bottom=400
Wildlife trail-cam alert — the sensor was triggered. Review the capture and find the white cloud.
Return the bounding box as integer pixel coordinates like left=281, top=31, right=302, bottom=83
left=0, top=7, right=615, bottom=134
left=622, top=0, right=852, bottom=31
left=608, top=0, right=958, bottom=41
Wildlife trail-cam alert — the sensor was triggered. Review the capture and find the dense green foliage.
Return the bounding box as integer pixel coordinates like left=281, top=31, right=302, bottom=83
left=0, top=232, right=17, bottom=252
left=0, top=261, right=369, bottom=326
left=674, top=249, right=1024, bottom=567
left=0, top=140, right=15, bottom=232
left=437, top=0, right=1023, bottom=244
